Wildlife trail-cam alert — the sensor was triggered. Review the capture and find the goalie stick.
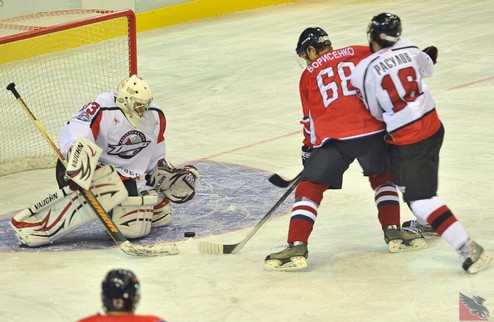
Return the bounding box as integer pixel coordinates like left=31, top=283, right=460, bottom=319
left=197, top=172, right=302, bottom=254
left=268, top=171, right=302, bottom=188
left=7, top=82, right=177, bottom=256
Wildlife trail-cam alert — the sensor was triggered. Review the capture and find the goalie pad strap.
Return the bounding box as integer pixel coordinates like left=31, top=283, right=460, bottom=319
left=140, top=190, right=172, bottom=227
left=121, top=193, right=158, bottom=207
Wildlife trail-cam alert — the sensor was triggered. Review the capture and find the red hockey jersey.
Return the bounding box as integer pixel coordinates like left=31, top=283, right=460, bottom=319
left=299, top=45, right=385, bottom=148
left=78, top=313, right=165, bottom=321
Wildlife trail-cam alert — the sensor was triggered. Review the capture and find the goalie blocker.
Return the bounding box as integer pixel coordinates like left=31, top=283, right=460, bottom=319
left=12, top=160, right=199, bottom=247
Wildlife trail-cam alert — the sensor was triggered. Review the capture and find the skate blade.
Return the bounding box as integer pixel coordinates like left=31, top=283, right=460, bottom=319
left=421, top=231, right=438, bottom=237
left=402, top=228, right=437, bottom=237
left=467, top=252, right=492, bottom=274
left=264, top=256, right=308, bottom=271
left=388, top=238, right=428, bottom=253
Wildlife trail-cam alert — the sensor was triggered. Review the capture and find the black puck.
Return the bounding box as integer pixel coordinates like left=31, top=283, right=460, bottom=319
left=184, top=232, right=196, bottom=238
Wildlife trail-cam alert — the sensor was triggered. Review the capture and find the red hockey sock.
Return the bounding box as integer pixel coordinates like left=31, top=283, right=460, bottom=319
left=374, top=184, right=400, bottom=228
left=287, top=181, right=326, bottom=243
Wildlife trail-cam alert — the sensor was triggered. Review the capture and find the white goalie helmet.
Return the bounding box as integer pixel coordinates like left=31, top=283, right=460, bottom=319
left=116, top=75, right=153, bottom=127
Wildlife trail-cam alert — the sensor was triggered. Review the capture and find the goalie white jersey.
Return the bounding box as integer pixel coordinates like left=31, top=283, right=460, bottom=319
left=59, top=92, right=167, bottom=179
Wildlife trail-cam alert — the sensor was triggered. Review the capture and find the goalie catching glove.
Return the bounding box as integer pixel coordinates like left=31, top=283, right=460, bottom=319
left=147, top=160, right=199, bottom=203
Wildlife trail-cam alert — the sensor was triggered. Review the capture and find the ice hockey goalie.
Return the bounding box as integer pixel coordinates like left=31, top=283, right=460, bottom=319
left=10, top=75, right=199, bottom=247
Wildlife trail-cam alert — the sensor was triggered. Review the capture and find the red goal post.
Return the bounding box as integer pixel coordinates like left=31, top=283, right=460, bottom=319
left=0, top=9, right=137, bottom=176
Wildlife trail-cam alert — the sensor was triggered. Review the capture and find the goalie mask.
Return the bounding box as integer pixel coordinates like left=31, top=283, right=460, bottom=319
left=116, top=75, right=153, bottom=127
left=102, top=269, right=141, bottom=313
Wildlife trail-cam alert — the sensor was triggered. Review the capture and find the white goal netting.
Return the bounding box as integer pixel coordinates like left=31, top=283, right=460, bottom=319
left=0, top=9, right=137, bottom=176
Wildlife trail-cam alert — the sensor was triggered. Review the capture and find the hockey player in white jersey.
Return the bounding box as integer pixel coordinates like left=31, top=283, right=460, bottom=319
left=10, top=75, right=199, bottom=247
left=351, top=13, right=490, bottom=273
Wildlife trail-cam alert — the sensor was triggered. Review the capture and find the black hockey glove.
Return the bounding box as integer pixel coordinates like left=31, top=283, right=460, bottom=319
left=423, top=46, right=438, bottom=64
left=301, top=145, right=313, bottom=166
left=55, top=159, right=79, bottom=191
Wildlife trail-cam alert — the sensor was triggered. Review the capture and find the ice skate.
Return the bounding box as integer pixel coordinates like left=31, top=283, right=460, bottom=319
left=264, top=241, right=308, bottom=271
left=459, top=239, right=492, bottom=274
left=383, top=225, right=428, bottom=253
left=402, top=220, right=437, bottom=236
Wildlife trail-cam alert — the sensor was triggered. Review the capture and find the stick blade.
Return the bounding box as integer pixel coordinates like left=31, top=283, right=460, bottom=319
left=197, top=241, right=238, bottom=254
left=268, top=174, right=292, bottom=188
left=119, top=241, right=179, bottom=256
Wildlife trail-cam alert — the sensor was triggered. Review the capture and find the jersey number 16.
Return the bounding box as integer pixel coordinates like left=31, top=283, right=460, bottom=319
left=381, top=66, right=423, bottom=113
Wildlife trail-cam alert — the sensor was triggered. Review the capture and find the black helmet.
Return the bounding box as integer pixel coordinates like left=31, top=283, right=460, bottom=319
left=296, top=27, right=332, bottom=57
left=101, top=269, right=141, bottom=312
left=367, top=13, right=402, bottom=48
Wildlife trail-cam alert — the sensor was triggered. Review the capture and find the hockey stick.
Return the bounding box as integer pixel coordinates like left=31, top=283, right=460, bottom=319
left=197, top=172, right=302, bottom=254
left=268, top=171, right=302, bottom=188
left=7, top=83, right=177, bottom=256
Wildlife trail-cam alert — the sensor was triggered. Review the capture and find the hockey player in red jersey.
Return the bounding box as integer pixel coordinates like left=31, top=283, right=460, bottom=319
left=78, top=269, right=166, bottom=322
left=351, top=13, right=491, bottom=273
left=10, top=75, right=198, bottom=247
left=264, top=27, right=427, bottom=271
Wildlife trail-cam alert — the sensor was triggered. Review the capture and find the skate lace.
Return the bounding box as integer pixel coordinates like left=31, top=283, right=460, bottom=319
left=402, top=220, right=433, bottom=235
left=410, top=220, right=429, bottom=231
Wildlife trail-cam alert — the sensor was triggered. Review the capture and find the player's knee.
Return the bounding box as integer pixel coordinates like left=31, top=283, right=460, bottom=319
left=294, top=181, right=327, bottom=205
left=369, top=170, right=393, bottom=190
left=409, top=196, right=446, bottom=223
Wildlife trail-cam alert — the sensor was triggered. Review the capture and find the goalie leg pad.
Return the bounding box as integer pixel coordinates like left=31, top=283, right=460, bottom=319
left=90, top=165, right=128, bottom=211
left=10, top=187, right=96, bottom=247
left=153, top=195, right=172, bottom=227
left=112, top=193, right=158, bottom=239
left=140, top=189, right=172, bottom=227
left=10, top=165, right=128, bottom=247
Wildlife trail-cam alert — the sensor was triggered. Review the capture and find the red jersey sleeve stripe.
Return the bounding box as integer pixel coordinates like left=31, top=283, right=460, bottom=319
left=157, top=109, right=166, bottom=143
left=90, top=110, right=103, bottom=140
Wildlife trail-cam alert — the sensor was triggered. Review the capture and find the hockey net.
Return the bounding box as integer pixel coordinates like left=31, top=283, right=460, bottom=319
left=0, top=9, right=137, bottom=176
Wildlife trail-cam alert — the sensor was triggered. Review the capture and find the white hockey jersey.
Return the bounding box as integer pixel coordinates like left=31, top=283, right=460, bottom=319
left=351, top=38, right=441, bottom=145
left=59, top=92, right=166, bottom=179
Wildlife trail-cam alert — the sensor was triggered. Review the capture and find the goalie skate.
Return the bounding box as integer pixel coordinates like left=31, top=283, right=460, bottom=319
left=264, top=241, right=308, bottom=271
left=384, top=225, right=428, bottom=253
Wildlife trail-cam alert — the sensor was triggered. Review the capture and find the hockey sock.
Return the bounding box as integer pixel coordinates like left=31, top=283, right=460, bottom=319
left=287, top=181, right=326, bottom=243
left=287, top=199, right=318, bottom=243
left=374, top=183, right=400, bottom=228
left=410, top=197, right=469, bottom=250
